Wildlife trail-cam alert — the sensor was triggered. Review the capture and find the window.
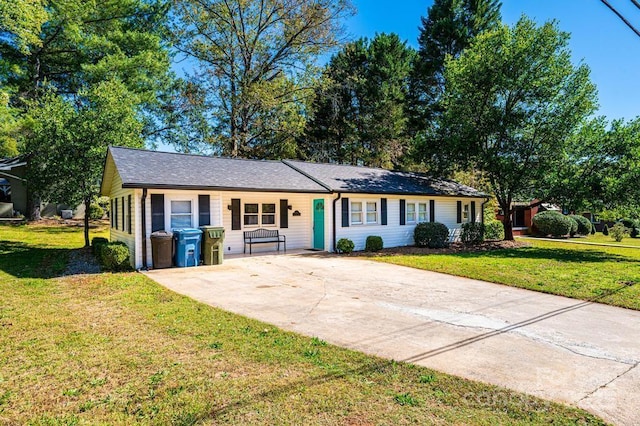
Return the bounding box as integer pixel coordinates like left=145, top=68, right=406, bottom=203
left=261, top=203, right=276, bottom=225
left=171, top=200, right=192, bottom=228
left=366, top=202, right=377, bottom=224
left=351, top=200, right=378, bottom=225
left=351, top=202, right=363, bottom=225
left=418, top=203, right=427, bottom=222
left=463, top=203, right=470, bottom=223
left=406, top=203, right=416, bottom=223
left=244, top=203, right=276, bottom=227
left=244, top=203, right=259, bottom=226
left=406, top=202, right=427, bottom=224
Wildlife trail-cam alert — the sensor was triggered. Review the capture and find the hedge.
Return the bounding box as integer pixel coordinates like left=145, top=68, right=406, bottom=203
left=461, top=222, right=483, bottom=245
left=414, top=222, right=449, bottom=248
left=484, top=221, right=505, bottom=241
left=568, top=215, right=592, bottom=236
left=365, top=236, right=383, bottom=252
left=532, top=211, right=573, bottom=237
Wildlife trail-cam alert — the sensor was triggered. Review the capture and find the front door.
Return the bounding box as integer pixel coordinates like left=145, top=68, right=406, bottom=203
left=313, top=199, right=325, bottom=250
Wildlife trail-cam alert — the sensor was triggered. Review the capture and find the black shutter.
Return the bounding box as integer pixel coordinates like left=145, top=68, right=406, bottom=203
left=341, top=197, right=349, bottom=227
left=457, top=201, right=462, bottom=223
left=199, top=195, right=210, bottom=226
left=127, top=194, right=132, bottom=234
left=430, top=200, right=435, bottom=222
left=280, top=199, right=289, bottom=228
left=231, top=198, right=241, bottom=230
left=380, top=198, right=387, bottom=225
left=121, top=197, right=125, bottom=231
left=114, top=198, right=118, bottom=230
left=399, top=199, right=406, bottom=225
left=151, top=194, right=164, bottom=232
left=471, top=201, right=476, bottom=223
left=110, top=199, right=114, bottom=228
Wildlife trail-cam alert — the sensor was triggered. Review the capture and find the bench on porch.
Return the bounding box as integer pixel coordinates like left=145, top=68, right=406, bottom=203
left=243, top=228, right=286, bottom=255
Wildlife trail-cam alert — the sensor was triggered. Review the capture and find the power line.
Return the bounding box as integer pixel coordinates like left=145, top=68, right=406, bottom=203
left=599, top=0, right=640, bottom=38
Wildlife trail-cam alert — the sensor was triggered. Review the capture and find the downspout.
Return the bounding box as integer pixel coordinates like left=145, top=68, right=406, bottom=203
left=141, top=188, right=148, bottom=270
left=332, top=192, right=342, bottom=252
left=481, top=196, right=491, bottom=225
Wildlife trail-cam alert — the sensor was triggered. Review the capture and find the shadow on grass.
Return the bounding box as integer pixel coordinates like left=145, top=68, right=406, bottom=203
left=0, top=240, right=72, bottom=278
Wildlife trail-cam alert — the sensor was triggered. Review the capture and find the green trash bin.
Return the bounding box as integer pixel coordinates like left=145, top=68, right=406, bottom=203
left=200, top=226, right=225, bottom=265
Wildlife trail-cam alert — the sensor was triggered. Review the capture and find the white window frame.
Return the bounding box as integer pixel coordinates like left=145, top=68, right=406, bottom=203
left=243, top=202, right=277, bottom=228
left=170, top=199, right=193, bottom=229
left=351, top=200, right=379, bottom=226
left=463, top=203, right=470, bottom=223
left=406, top=201, right=428, bottom=224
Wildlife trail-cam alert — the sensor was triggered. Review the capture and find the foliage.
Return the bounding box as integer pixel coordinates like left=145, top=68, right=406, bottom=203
left=24, top=80, right=144, bottom=246
left=407, top=0, right=501, bottom=135
left=98, top=241, right=132, bottom=272
left=414, top=222, right=449, bottom=248
left=336, top=238, right=355, bottom=254
left=432, top=18, right=596, bottom=240
left=484, top=221, right=505, bottom=241
left=88, top=203, right=104, bottom=220
left=91, top=237, right=109, bottom=255
left=0, top=91, right=19, bottom=156
left=619, top=218, right=638, bottom=229
left=631, top=227, right=639, bottom=238
left=567, top=216, right=579, bottom=236
left=303, top=33, right=416, bottom=168
left=609, top=223, right=628, bottom=243
left=365, top=236, right=384, bottom=252
left=461, top=222, right=484, bottom=245
left=532, top=211, right=573, bottom=237
left=568, top=215, right=592, bottom=236
left=171, top=0, right=354, bottom=158
left=0, top=0, right=48, bottom=54
left=603, top=224, right=609, bottom=236
left=591, top=223, right=596, bottom=235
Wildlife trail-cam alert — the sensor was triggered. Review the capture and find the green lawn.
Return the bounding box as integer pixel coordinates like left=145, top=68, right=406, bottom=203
left=580, top=233, right=640, bottom=247
left=0, top=223, right=604, bottom=424
left=377, top=239, right=640, bottom=311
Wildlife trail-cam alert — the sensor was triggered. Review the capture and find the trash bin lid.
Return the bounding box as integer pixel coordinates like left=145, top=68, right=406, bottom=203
left=151, top=230, right=173, bottom=239
left=172, top=228, right=203, bottom=237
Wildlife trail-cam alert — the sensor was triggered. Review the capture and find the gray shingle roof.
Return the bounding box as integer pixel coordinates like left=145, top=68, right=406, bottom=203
left=283, top=160, right=484, bottom=197
left=106, top=146, right=485, bottom=197
left=108, top=147, right=328, bottom=193
left=0, top=155, right=28, bottom=171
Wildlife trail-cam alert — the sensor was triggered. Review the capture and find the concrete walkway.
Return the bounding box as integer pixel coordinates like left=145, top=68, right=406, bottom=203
left=144, top=254, right=640, bottom=425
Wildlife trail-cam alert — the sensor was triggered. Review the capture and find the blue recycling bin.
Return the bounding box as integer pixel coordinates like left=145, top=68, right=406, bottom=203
left=173, top=228, right=203, bottom=267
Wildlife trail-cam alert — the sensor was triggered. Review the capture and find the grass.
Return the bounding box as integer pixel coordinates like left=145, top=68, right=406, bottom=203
left=580, top=233, right=640, bottom=247
left=377, top=239, right=640, bottom=311
left=0, top=223, right=605, bottom=424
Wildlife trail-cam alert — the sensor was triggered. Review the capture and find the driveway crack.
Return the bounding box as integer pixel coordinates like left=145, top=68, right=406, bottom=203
left=577, top=361, right=640, bottom=403
left=306, top=276, right=327, bottom=317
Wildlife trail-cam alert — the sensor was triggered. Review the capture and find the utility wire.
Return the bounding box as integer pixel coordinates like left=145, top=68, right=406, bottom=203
left=600, top=0, right=640, bottom=38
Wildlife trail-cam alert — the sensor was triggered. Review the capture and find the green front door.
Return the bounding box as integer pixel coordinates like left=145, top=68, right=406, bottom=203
left=313, top=199, right=325, bottom=250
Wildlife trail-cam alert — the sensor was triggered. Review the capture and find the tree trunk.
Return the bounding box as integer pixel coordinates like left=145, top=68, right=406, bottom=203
left=28, top=195, right=41, bottom=221
left=501, top=206, right=514, bottom=241
left=83, top=198, right=90, bottom=247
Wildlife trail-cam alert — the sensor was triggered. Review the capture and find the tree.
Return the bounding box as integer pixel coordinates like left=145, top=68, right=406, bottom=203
left=0, top=91, right=19, bottom=157
left=407, top=0, right=501, bottom=135
left=171, top=0, right=354, bottom=158
left=303, top=33, right=416, bottom=168
left=24, top=80, right=144, bottom=247
left=433, top=17, right=597, bottom=240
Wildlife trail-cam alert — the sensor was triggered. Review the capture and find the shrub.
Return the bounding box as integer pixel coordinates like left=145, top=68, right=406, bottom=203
left=91, top=237, right=109, bottom=255
left=461, top=222, right=483, bottom=245
left=414, top=222, right=449, bottom=248
left=484, top=221, right=505, bottom=241
left=567, top=217, right=579, bottom=236
left=631, top=227, right=639, bottom=238
left=336, top=238, right=355, bottom=254
left=88, top=203, right=104, bottom=220
left=99, top=242, right=132, bottom=272
left=568, top=215, right=592, bottom=236
left=619, top=218, right=637, bottom=229
left=602, top=224, right=609, bottom=236
left=365, top=236, right=383, bottom=252
left=591, top=224, right=596, bottom=235
left=532, top=211, right=573, bottom=237
left=609, top=223, right=628, bottom=242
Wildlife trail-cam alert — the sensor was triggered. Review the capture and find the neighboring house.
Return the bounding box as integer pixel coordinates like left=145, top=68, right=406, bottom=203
left=100, top=146, right=487, bottom=269
left=0, top=155, right=28, bottom=218
left=496, top=200, right=560, bottom=235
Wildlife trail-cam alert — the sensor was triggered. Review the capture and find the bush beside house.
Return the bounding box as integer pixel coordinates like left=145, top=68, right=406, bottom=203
left=414, top=222, right=449, bottom=248
left=568, top=215, right=592, bottom=236
left=365, top=236, right=383, bottom=252
left=336, top=238, right=355, bottom=254
left=532, top=211, right=573, bottom=237
left=92, top=238, right=132, bottom=271
left=461, top=222, right=484, bottom=245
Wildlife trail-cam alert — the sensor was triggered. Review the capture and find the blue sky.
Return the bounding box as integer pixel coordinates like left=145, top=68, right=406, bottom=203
left=345, top=0, right=640, bottom=121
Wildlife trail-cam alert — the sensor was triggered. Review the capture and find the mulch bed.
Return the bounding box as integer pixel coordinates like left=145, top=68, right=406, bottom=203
left=348, top=240, right=528, bottom=257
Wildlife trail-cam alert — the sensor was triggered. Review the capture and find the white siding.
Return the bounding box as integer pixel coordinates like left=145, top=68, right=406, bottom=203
left=108, top=171, right=137, bottom=267
left=220, top=192, right=316, bottom=254
left=335, top=194, right=485, bottom=252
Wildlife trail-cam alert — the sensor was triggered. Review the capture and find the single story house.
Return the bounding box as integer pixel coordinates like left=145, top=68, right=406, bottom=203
left=0, top=155, right=28, bottom=217
left=496, top=200, right=561, bottom=236
left=100, top=146, right=488, bottom=269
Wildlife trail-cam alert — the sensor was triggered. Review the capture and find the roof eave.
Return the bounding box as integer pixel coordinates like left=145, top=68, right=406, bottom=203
left=121, top=183, right=330, bottom=194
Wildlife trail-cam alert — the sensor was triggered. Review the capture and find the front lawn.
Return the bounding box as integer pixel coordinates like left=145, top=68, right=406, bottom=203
left=376, top=239, right=640, bottom=311
left=581, top=233, right=640, bottom=247
left=0, top=223, right=604, bottom=424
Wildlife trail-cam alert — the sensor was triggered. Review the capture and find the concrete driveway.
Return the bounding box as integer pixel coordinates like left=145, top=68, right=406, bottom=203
left=144, top=253, right=640, bottom=425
